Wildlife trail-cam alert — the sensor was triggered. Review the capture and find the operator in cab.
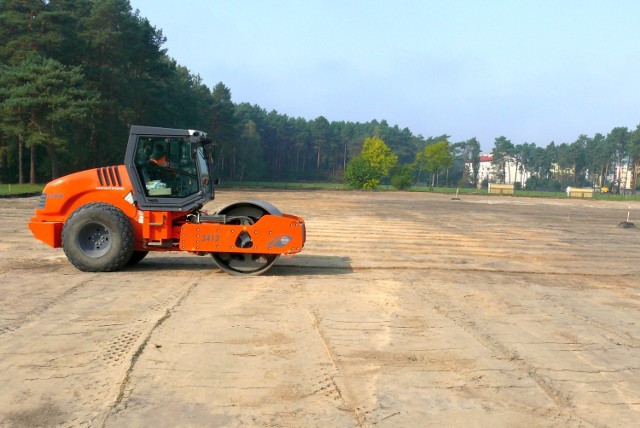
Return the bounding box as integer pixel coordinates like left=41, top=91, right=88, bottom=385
left=150, top=144, right=168, bottom=167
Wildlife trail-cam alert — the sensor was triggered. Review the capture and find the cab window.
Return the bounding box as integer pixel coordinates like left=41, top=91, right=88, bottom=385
left=134, top=136, right=200, bottom=198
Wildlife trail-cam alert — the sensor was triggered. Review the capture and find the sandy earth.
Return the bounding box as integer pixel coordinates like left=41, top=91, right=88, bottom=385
left=0, top=189, right=639, bottom=427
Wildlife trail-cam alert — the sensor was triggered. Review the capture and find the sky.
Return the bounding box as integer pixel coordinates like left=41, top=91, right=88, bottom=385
left=129, top=1, right=640, bottom=151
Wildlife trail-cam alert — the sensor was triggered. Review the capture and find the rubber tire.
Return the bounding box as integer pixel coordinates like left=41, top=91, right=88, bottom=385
left=62, top=202, right=134, bottom=272
left=127, top=251, right=149, bottom=266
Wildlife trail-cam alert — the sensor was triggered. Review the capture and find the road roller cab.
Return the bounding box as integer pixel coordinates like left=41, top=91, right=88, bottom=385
left=28, top=125, right=305, bottom=275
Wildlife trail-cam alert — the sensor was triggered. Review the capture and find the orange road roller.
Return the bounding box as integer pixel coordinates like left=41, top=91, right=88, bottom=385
left=28, top=125, right=305, bottom=275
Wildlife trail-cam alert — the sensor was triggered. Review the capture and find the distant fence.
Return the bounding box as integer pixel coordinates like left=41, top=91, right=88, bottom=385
left=488, top=183, right=514, bottom=195
left=566, top=187, right=594, bottom=198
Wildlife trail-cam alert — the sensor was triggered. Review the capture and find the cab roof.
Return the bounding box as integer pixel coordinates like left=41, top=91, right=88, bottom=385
left=129, top=125, right=207, bottom=139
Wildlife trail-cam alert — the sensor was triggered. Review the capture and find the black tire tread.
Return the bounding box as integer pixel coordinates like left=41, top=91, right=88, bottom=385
left=127, top=250, right=149, bottom=266
left=62, top=202, right=134, bottom=272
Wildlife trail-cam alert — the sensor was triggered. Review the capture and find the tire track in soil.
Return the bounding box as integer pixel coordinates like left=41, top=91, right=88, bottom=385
left=307, top=308, right=365, bottom=427
left=536, top=291, right=640, bottom=350
left=409, top=279, right=592, bottom=425
left=0, top=273, right=203, bottom=428
left=101, top=278, right=200, bottom=427
left=0, top=275, right=98, bottom=336
left=102, top=276, right=359, bottom=427
left=282, top=276, right=367, bottom=426
left=288, top=192, right=639, bottom=426
left=278, top=263, right=639, bottom=280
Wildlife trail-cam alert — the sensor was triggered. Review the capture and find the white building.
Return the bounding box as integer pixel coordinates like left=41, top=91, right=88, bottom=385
left=614, top=162, right=638, bottom=192
left=467, top=153, right=638, bottom=192
left=466, top=153, right=531, bottom=188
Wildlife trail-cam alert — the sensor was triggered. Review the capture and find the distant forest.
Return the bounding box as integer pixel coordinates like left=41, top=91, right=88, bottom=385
left=1, top=0, right=639, bottom=192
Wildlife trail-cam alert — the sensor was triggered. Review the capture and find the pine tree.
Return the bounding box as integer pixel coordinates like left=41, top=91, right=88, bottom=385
left=0, top=54, right=98, bottom=182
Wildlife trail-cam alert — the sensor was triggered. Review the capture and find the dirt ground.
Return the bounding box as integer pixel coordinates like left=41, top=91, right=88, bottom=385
left=1, top=189, right=639, bottom=427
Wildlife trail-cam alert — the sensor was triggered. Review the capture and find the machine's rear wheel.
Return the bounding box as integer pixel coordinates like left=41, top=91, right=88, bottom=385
left=62, top=203, right=134, bottom=272
left=211, top=202, right=280, bottom=276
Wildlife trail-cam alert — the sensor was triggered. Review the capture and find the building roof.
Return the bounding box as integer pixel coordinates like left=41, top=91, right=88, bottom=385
left=465, top=153, right=494, bottom=163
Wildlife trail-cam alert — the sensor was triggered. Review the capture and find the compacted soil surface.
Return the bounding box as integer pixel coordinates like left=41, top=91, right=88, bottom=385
left=1, top=190, right=639, bottom=427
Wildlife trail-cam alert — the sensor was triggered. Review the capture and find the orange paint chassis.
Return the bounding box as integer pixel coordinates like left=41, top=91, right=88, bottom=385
left=178, top=215, right=305, bottom=254
left=28, top=126, right=305, bottom=275
left=28, top=180, right=305, bottom=255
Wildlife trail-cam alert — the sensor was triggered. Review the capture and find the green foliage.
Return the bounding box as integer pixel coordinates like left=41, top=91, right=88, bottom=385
left=459, top=137, right=481, bottom=186
left=360, top=136, right=398, bottom=176
left=491, top=136, right=514, bottom=184
left=344, top=137, right=398, bottom=189
left=0, top=0, right=212, bottom=183
left=344, top=156, right=380, bottom=189
left=390, top=164, right=414, bottom=190
left=416, top=140, right=454, bottom=189
left=526, top=176, right=563, bottom=192
left=236, top=119, right=266, bottom=180
left=0, top=53, right=99, bottom=181
left=0, top=183, right=44, bottom=195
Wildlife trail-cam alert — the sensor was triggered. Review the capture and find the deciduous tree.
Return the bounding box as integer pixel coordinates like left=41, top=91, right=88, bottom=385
left=344, top=137, right=397, bottom=189
left=417, top=140, right=453, bottom=189
left=360, top=136, right=398, bottom=177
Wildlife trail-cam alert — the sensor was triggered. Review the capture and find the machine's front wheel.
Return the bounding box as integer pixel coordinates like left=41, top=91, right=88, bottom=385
left=62, top=203, right=134, bottom=272
left=210, top=202, right=280, bottom=276
left=212, top=252, right=279, bottom=276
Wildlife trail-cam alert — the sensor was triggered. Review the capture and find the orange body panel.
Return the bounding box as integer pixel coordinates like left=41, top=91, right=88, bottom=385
left=29, top=165, right=137, bottom=248
left=27, top=220, right=63, bottom=248
left=179, top=214, right=305, bottom=254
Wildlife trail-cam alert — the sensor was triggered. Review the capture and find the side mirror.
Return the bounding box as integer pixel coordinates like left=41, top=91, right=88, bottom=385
left=202, top=138, right=215, bottom=161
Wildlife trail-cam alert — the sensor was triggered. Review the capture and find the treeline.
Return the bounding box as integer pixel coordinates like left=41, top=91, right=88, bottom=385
left=1, top=0, right=639, bottom=193
left=489, top=129, right=640, bottom=193
left=213, top=98, right=427, bottom=182
left=0, top=0, right=212, bottom=184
